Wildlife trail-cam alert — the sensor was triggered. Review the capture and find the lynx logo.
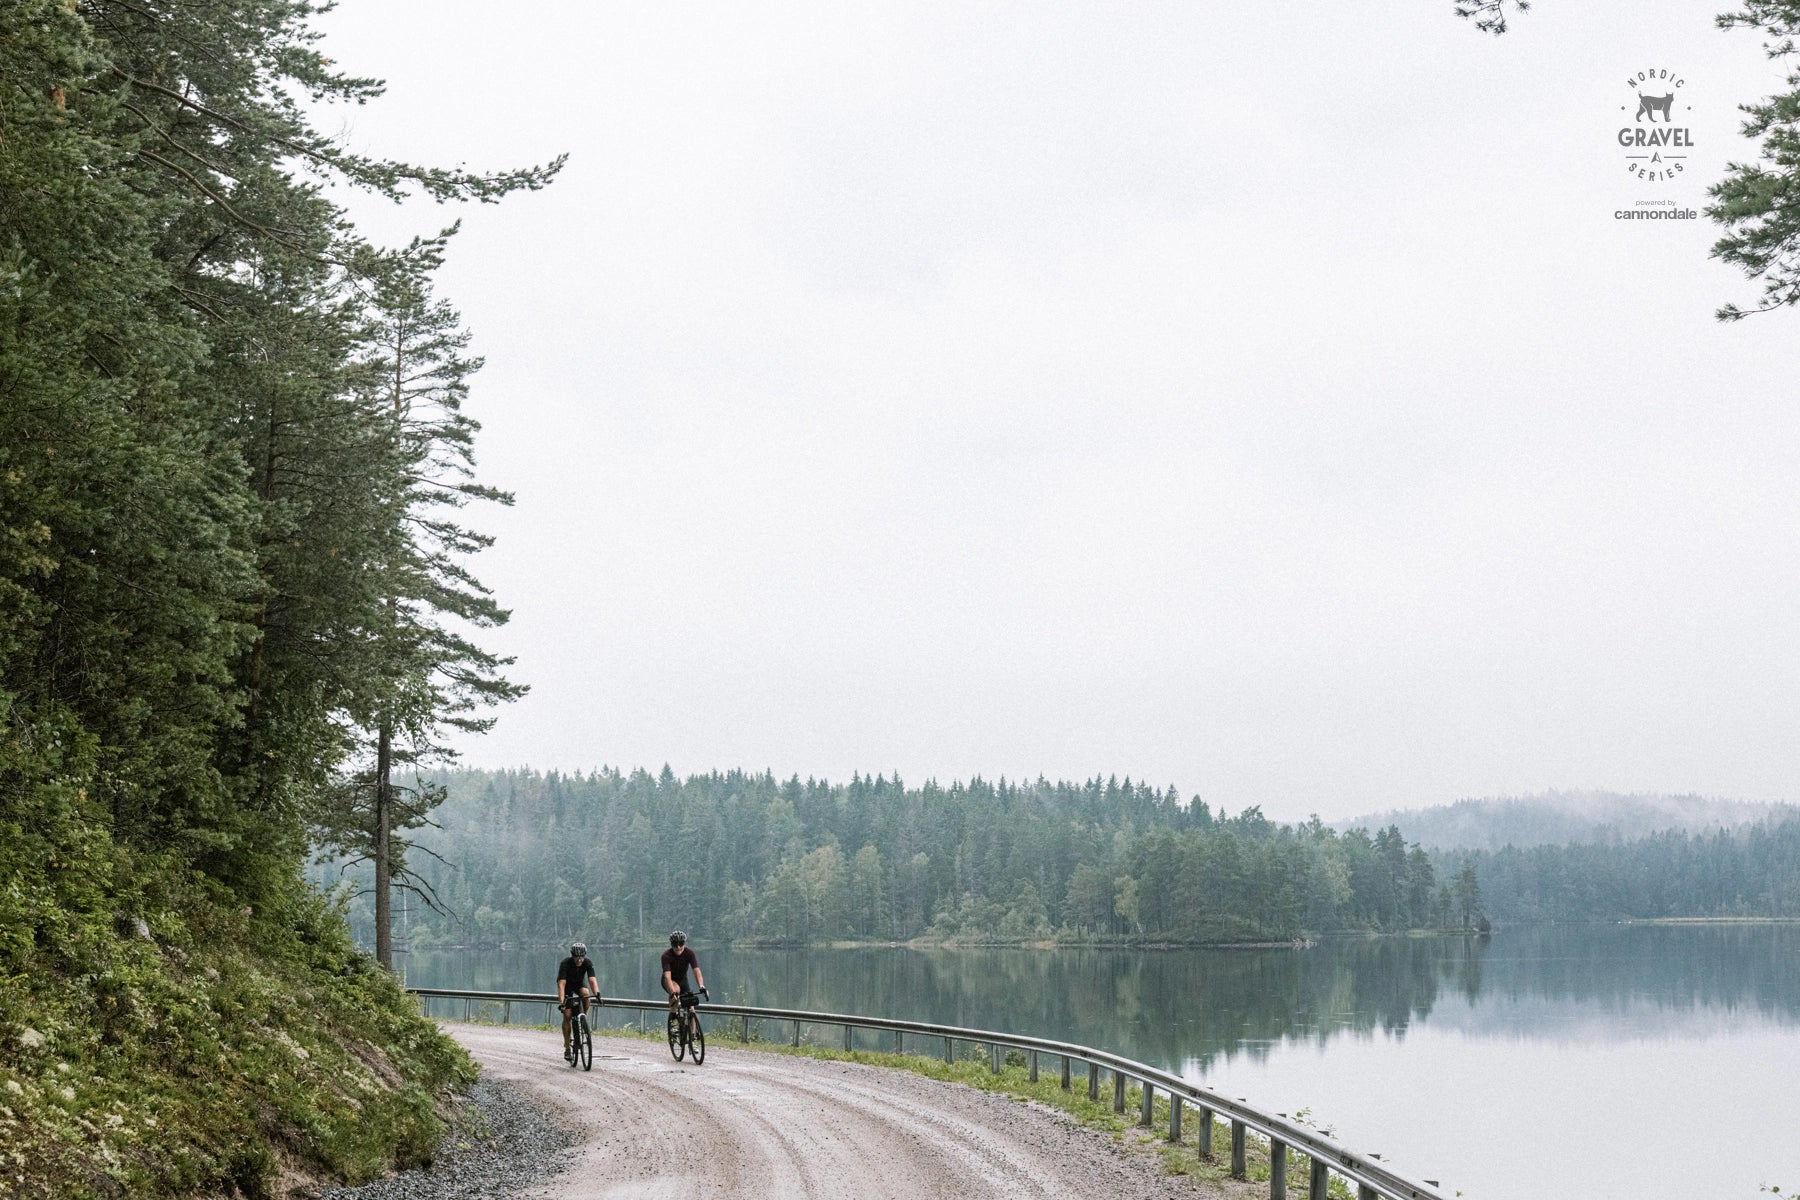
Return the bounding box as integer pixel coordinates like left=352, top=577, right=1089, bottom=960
left=1618, top=68, right=1691, bottom=183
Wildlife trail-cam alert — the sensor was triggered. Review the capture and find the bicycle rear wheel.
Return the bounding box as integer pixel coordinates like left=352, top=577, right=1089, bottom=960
left=667, top=1011, right=685, bottom=1061
left=578, top=1012, right=593, bottom=1071
left=688, top=1013, right=705, bottom=1065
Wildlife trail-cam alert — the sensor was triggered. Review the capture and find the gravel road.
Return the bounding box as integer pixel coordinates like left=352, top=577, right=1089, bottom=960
left=443, top=1023, right=1233, bottom=1199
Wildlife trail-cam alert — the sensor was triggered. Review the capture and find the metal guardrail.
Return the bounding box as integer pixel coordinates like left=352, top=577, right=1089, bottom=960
left=408, top=986, right=1447, bottom=1200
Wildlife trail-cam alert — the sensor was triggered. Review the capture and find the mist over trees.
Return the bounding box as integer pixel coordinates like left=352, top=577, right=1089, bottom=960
left=330, top=768, right=1472, bottom=947
left=1347, top=792, right=1794, bottom=852
left=1453, top=814, right=1800, bottom=921
left=328, top=772, right=1800, bottom=947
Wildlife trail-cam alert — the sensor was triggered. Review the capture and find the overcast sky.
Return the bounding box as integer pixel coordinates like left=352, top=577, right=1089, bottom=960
left=311, top=1, right=1798, bottom=822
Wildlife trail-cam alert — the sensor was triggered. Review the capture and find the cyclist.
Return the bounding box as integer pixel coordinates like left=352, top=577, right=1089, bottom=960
left=661, top=930, right=707, bottom=1013
left=557, top=942, right=599, bottom=1064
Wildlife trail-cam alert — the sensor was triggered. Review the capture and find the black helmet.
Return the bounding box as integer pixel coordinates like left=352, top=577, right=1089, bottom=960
left=571, top=942, right=587, bottom=957
left=669, top=930, right=686, bottom=947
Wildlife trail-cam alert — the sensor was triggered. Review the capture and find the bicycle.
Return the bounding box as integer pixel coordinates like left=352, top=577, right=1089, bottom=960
left=667, top=989, right=706, bottom=1065
left=561, top=994, right=593, bottom=1071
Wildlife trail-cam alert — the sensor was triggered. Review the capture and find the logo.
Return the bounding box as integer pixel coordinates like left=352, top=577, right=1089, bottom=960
left=1618, top=68, right=1691, bottom=183
left=1613, top=201, right=1697, bottom=221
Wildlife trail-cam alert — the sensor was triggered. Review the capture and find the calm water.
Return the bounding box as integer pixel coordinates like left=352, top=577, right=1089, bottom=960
left=396, top=925, right=1800, bottom=1200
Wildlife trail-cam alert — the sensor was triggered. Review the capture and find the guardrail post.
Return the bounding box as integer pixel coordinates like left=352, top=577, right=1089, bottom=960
left=638, top=1010, right=645, bottom=1034
left=740, top=1015, right=749, bottom=1043
left=1060, top=1056, right=1071, bottom=1090
left=1309, top=1156, right=1328, bottom=1199
left=1231, top=1120, right=1247, bottom=1179
left=1139, top=1081, right=1154, bottom=1127
left=945, top=1037, right=955, bottom=1065
left=844, top=1024, right=853, bottom=1052
left=1087, top=1061, right=1099, bottom=1101
left=1029, top=1051, right=1038, bottom=1082
left=1269, top=1139, right=1287, bottom=1200
left=1196, top=1105, right=1213, bottom=1159
left=1357, top=1186, right=1377, bottom=1200
left=894, top=1030, right=903, bottom=1055
left=503, top=1000, right=511, bottom=1025
left=989, top=1044, right=1001, bottom=1074
left=1113, top=1072, right=1126, bottom=1113
left=793, top=1020, right=801, bottom=1048
left=1168, top=1095, right=1183, bottom=1142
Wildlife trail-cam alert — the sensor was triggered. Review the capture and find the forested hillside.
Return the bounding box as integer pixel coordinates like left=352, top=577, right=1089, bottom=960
left=333, top=768, right=1480, bottom=947
left=0, top=1, right=549, bottom=1195
left=339, top=772, right=1800, bottom=947
left=1349, top=791, right=1792, bottom=850
left=1460, top=815, right=1800, bottom=921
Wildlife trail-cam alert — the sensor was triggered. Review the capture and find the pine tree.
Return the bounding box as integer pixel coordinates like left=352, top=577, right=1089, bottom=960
left=312, top=235, right=525, bottom=968
left=1, top=0, right=560, bottom=1186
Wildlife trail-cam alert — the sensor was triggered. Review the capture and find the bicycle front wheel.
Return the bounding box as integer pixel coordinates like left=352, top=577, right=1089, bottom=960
left=667, top=1012, right=685, bottom=1061
left=688, top=1013, right=705, bottom=1065
left=578, top=1013, right=593, bottom=1071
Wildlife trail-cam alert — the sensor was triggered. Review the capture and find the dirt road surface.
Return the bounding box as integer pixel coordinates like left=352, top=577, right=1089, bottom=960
left=450, top=1024, right=1232, bottom=1199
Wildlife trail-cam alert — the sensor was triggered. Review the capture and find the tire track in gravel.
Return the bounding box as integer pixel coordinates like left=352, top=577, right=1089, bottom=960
left=450, top=1023, right=1231, bottom=1200
left=706, top=1054, right=1065, bottom=1194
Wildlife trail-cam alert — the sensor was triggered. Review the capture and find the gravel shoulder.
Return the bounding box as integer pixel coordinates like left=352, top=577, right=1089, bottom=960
left=315, top=1074, right=574, bottom=1200
left=432, top=1023, right=1239, bottom=1200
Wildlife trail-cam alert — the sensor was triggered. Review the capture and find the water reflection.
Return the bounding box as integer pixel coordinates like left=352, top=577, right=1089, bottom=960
left=396, top=924, right=1800, bottom=1074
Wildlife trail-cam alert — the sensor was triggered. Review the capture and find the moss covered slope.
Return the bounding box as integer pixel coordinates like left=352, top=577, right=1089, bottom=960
left=0, top=814, right=470, bottom=1200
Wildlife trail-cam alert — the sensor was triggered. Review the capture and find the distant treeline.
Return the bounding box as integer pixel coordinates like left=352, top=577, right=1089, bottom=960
left=1352, top=791, right=1795, bottom=852
left=1455, top=816, right=1800, bottom=922
left=328, top=768, right=1480, bottom=947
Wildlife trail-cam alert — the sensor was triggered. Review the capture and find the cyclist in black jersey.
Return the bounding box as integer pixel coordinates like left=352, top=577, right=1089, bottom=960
left=556, top=943, right=599, bottom=1063
left=661, top=930, right=706, bottom=1012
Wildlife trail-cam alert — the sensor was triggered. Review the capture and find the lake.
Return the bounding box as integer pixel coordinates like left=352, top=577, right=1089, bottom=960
left=395, top=924, right=1800, bottom=1200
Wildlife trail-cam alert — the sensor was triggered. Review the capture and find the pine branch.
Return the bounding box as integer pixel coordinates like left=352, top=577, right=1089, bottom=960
left=135, top=149, right=306, bottom=249
left=1453, top=0, right=1531, bottom=34
left=392, top=872, right=457, bottom=919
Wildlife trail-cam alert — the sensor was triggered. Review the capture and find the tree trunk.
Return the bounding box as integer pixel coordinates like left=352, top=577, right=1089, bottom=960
left=374, top=362, right=405, bottom=971
left=375, top=720, right=393, bottom=970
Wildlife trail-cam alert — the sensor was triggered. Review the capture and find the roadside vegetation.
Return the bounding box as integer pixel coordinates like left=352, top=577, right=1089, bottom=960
left=0, top=874, right=472, bottom=1197
left=2, top=1, right=548, bottom=1194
